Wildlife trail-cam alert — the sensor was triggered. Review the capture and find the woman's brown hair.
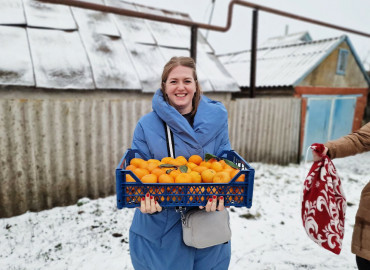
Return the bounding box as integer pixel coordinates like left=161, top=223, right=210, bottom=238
left=161, top=56, right=202, bottom=116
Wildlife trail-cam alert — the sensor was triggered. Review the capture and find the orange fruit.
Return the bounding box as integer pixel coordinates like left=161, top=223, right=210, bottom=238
left=192, top=166, right=208, bottom=174
left=194, top=186, right=205, bottom=194
left=223, top=167, right=234, bottom=176
left=147, top=162, right=159, bottom=172
left=188, top=155, right=202, bottom=165
left=175, top=156, right=188, bottom=165
left=193, top=186, right=206, bottom=202
left=148, top=159, right=160, bottom=164
left=130, top=158, right=145, bottom=167
left=223, top=164, right=233, bottom=170
left=126, top=174, right=136, bottom=182
left=133, top=168, right=150, bottom=180
left=199, top=161, right=212, bottom=168
left=161, top=157, right=175, bottom=164
left=234, top=196, right=244, bottom=203
left=206, top=186, right=218, bottom=196
left=201, top=169, right=216, bottom=183
left=132, top=158, right=149, bottom=169
left=126, top=165, right=136, bottom=171
left=213, top=171, right=231, bottom=183
left=210, top=161, right=223, bottom=172
left=151, top=167, right=166, bottom=178
left=140, top=161, right=149, bottom=169
left=169, top=159, right=182, bottom=166
left=141, top=174, right=158, bottom=183
left=189, top=171, right=202, bottom=183
left=169, top=169, right=181, bottom=179
left=175, top=173, right=192, bottom=183
left=181, top=165, right=191, bottom=173
left=187, top=162, right=198, bottom=169
left=158, top=174, right=174, bottom=183
left=231, top=170, right=245, bottom=182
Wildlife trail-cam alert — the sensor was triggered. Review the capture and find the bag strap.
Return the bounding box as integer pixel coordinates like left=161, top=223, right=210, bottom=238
left=164, top=122, right=175, bottom=158
left=163, top=122, right=188, bottom=215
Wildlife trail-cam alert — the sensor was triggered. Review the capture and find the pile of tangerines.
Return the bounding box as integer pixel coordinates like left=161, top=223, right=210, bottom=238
left=125, top=154, right=245, bottom=184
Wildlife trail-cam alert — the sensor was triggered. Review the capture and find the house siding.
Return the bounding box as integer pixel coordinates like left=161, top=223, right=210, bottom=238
left=299, top=41, right=368, bottom=88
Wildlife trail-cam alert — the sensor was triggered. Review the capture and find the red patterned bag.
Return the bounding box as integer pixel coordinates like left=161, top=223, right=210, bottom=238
left=301, top=143, right=346, bottom=255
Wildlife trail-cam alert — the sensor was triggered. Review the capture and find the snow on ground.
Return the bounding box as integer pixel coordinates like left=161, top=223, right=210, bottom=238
left=1, top=152, right=369, bottom=270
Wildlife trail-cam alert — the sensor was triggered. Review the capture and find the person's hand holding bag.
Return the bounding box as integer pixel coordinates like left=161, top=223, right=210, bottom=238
left=312, top=144, right=328, bottom=161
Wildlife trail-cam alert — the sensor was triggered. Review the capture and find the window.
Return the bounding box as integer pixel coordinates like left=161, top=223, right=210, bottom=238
left=336, top=48, right=349, bottom=75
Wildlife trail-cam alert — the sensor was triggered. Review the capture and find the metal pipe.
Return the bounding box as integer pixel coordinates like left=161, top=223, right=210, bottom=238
left=190, top=26, right=198, bottom=61
left=38, top=0, right=370, bottom=38
left=250, top=9, right=258, bottom=98
left=205, top=0, right=217, bottom=40
left=37, top=0, right=227, bottom=30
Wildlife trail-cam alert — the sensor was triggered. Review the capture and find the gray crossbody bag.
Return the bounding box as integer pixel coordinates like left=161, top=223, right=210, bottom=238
left=164, top=123, right=232, bottom=249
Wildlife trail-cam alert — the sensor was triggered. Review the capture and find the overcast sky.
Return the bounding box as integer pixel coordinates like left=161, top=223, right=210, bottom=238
left=127, top=0, right=370, bottom=63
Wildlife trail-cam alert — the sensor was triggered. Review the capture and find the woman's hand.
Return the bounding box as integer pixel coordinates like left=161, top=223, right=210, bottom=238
left=312, top=146, right=329, bottom=161
left=199, top=196, right=225, bottom=212
left=139, top=193, right=162, bottom=214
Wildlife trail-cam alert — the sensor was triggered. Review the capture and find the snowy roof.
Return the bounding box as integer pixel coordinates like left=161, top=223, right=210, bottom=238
left=259, top=31, right=312, bottom=47
left=0, top=0, right=239, bottom=92
left=218, top=35, right=370, bottom=88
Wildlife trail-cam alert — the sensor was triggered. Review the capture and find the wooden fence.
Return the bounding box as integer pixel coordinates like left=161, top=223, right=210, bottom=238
left=0, top=96, right=301, bottom=217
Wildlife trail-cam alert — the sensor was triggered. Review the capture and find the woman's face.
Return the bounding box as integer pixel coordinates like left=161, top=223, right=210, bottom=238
left=164, top=65, right=196, bottom=115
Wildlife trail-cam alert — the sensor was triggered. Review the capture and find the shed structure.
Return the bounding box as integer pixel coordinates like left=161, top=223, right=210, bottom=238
left=0, top=0, right=241, bottom=217
left=0, top=0, right=301, bottom=217
left=219, top=34, right=370, bottom=160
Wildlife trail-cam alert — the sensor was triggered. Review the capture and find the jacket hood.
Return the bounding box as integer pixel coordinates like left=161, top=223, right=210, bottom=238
left=152, top=89, right=228, bottom=150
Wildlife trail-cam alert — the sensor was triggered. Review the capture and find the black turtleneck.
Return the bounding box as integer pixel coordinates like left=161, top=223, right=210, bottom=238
left=182, top=112, right=194, bottom=127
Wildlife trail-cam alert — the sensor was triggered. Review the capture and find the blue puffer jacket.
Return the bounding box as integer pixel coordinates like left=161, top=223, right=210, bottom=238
left=129, top=89, right=232, bottom=270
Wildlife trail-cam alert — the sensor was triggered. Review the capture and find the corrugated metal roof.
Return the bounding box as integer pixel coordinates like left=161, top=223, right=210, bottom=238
left=0, top=26, right=34, bottom=86
left=24, top=0, right=77, bottom=30
left=259, top=31, right=312, bottom=47
left=219, top=36, right=344, bottom=88
left=0, top=0, right=26, bottom=25
left=28, top=28, right=95, bottom=89
left=0, top=0, right=239, bottom=92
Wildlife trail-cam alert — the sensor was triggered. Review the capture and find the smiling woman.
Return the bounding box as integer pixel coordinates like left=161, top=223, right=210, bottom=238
left=163, top=65, right=196, bottom=115
left=128, top=56, right=232, bottom=270
left=160, top=57, right=202, bottom=116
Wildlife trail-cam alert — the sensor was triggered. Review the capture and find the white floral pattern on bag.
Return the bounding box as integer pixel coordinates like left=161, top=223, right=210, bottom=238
left=301, top=144, right=346, bottom=255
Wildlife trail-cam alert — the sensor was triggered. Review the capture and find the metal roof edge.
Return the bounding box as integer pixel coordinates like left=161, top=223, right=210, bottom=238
left=216, top=35, right=342, bottom=58
left=292, top=35, right=346, bottom=87
left=344, top=36, right=370, bottom=86
left=123, top=0, right=190, bottom=18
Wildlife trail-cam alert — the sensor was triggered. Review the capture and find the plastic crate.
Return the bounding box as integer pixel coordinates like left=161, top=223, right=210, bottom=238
left=116, top=149, right=255, bottom=208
